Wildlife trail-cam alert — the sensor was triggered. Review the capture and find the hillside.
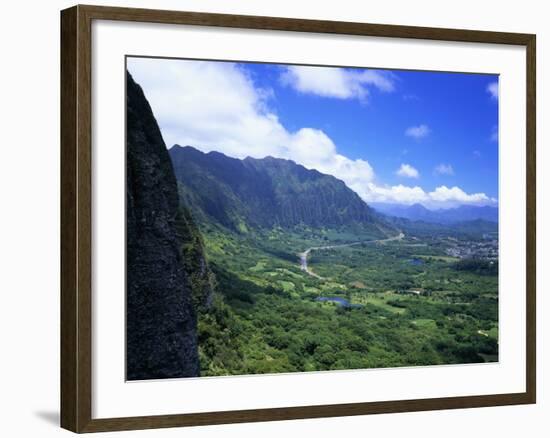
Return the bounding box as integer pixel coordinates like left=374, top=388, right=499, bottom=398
left=169, top=145, right=389, bottom=236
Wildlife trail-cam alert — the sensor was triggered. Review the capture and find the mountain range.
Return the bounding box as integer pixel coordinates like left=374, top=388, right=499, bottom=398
left=371, top=202, right=498, bottom=224
left=169, top=145, right=386, bottom=234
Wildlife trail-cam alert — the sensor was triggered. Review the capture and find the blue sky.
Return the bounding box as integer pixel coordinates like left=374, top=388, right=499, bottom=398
left=128, top=57, right=499, bottom=209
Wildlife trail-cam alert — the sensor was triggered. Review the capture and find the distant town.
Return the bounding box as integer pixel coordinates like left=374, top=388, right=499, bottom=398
left=445, top=234, right=499, bottom=261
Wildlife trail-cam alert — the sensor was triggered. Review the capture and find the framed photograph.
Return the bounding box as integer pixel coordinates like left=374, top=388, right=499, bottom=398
left=60, top=4, right=536, bottom=433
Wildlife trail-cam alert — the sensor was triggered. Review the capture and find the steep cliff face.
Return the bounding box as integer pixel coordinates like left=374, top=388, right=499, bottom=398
left=169, top=145, right=382, bottom=232
left=126, top=72, right=199, bottom=380
left=175, top=204, right=216, bottom=312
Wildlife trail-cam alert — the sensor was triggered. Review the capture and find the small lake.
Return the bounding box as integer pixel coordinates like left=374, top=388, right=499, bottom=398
left=315, top=297, right=362, bottom=308
left=408, top=258, right=425, bottom=266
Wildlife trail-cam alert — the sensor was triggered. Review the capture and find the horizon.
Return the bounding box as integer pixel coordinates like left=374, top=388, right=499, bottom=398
left=128, top=57, right=499, bottom=209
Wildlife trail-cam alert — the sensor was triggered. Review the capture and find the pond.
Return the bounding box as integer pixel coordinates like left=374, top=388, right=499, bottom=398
left=315, top=297, right=362, bottom=308
left=408, top=258, right=425, bottom=266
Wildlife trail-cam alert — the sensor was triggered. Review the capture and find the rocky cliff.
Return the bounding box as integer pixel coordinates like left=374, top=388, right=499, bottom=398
left=175, top=204, right=216, bottom=312
left=126, top=72, right=199, bottom=380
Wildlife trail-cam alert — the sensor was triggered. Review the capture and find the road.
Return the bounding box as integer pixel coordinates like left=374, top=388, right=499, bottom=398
left=298, top=232, right=404, bottom=279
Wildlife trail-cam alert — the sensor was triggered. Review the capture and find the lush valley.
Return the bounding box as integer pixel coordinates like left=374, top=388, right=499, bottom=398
left=169, top=146, right=499, bottom=376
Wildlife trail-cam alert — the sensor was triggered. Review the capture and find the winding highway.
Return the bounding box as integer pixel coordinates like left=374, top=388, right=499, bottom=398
left=298, top=232, right=404, bottom=279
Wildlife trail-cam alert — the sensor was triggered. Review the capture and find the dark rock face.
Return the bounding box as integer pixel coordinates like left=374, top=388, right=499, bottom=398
left=175, top=204, right=216, bottom=312
left=126, top=72, right=199, bottom=380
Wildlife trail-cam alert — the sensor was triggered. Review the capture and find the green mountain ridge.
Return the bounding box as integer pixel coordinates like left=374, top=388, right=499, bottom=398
left=169, top=145, right=392, bottom=238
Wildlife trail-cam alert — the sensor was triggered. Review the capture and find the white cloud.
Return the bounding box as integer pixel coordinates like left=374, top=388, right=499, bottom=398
left=128, top=57, right=376, bottom=194
left=128, top=57, right=493, bottom=209
left=434, top=163, right=454, bottom=175
left=280, top=65, right=394, bottom=101
left=402, top=94, right=420, bottom=102
left=405, top=124, right=430, bottom=139
left=487, top=82, right=499, bottom=100
left=429, top=186, right=493, bottom=205
left=364, top=184, right=496, bottom=208
left=366, top=184, right=428, bottom=204
left=396, top=164, right=419, bottom=178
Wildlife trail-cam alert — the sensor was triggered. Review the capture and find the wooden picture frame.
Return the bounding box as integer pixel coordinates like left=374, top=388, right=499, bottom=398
left=61, top=4, right=536, bottom=433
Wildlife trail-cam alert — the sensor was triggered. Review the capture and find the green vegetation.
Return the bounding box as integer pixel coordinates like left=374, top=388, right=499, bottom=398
left=192, top=222, right=498, bottom=376
left=175, top=205, right=216, bottom=311
left=170, top=145, right=498, bottom=376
